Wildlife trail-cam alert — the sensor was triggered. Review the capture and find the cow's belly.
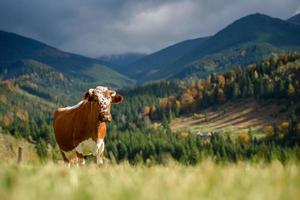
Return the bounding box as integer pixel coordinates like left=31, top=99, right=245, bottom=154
left=62, top=138, right=105, bottom=161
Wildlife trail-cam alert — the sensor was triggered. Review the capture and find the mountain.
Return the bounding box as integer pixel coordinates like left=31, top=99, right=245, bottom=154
left=0, top=30, right=134, bottom=89
left=127, top=13, right=300, bottom=83
left=98, top=53, right=146, bottom=75
left=171, top=13, right=300, bottom=79
left=287, top=13, right=300, bottom=24
left=127, top=37, right=210, bottom=82
left=0, top=31, right=136, bottom=145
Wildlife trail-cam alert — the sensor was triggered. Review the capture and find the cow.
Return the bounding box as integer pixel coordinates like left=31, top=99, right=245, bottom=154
left=53, top=86, right=123, bottom=166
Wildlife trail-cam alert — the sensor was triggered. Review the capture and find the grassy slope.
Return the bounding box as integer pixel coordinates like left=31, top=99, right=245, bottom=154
left=170, top=99, right=298, bottom=136
left=82, top=63, right=135, bottom=88
left=0, top=81, right=57, bottom=120
left=0, top=133, right=39, bottom=163
left=0, top=161, right=299, bottom=200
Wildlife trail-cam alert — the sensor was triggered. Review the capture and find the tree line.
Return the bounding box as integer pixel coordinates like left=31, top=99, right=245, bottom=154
left=1, top=52, right=300, bottom=163
left=143, top=53, right=300, bottom=121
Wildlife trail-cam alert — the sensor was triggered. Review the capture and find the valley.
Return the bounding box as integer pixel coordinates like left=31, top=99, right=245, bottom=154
left=0, top=12, right=300, bottom=165
left=1, top=1, right=300, bottom=199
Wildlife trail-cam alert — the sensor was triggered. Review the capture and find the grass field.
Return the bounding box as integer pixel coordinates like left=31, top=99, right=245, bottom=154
left=0, top=161, right=299, bottom=200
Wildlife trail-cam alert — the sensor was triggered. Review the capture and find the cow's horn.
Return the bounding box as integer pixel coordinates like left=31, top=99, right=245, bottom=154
left=110, top=90, right=116, bottom=96
left=89, top=88, right=94, bottom=94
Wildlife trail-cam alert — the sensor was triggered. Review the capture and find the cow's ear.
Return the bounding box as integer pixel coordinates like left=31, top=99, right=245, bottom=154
left=112, top=94, right=123, bottom=104
left=83, top=89, right=96, bottom=101
left=83, top=92, right=90, bottom=100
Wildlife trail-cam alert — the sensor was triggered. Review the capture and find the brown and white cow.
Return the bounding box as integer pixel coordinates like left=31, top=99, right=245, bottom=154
left=53, top=86, right=123, bottom=166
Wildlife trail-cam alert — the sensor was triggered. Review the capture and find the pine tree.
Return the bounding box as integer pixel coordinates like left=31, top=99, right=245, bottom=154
left=287, top=83, right=295, bottom=98
left=232, top=83, right=241, bottom=99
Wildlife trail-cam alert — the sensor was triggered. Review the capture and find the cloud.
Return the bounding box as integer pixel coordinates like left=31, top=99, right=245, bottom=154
left=295, top=6, right=300, bottom=14
left=0, top=0, right=299, bottom=57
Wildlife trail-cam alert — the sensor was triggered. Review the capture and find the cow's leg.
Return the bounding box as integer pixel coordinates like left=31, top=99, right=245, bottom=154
left=95, top=138, right=105, bottom=166
left=60, top=150, right=69, bottom=163
left=96, top=123, right=106, bottom=166
left=96, top=151, right=105, bottom=165
left=76, top=152, right=86, bottom=165
left=61, top=150, right=80, bottom=167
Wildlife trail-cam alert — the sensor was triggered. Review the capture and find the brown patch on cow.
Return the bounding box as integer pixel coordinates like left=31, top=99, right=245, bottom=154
left=98, top=122, right=106, bottom=139
left=112, top=94, right=123, bottom=104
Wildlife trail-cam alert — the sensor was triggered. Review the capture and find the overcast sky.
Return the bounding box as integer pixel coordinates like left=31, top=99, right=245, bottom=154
left=0, top=0, right=299, bottom=57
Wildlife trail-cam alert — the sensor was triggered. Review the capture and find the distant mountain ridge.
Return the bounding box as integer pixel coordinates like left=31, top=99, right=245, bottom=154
left=98, top=53, right=146, bottom=75
left=0, top=30, right=134, bottom=88
left=1, top=12, right=300, bottom=87
left=128, top=37, right=210, bottom=81
left=125, top=13, right=300, bottom=83
left=287, top=13, right=300, bottom=24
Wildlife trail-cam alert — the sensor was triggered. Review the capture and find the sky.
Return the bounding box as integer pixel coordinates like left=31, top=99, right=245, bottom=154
left=0, top=0, right=299, bottom=57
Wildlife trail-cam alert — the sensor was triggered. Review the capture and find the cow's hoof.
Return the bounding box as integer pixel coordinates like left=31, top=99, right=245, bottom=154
left=97, top=157, right=110, bottom=167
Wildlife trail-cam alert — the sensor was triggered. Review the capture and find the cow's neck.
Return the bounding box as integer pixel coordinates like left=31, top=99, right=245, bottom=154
left=77, top=101, right=101, bottom=140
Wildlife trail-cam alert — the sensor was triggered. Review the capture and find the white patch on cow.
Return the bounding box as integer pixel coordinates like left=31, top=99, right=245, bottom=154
left=63, top=100, right=84, bottom=110
left=62, top=138, right=105, bottom=161
left=97, top=138, right=105, bottom=154
left=94, top=86, right=112, bottom=112
left=75, top=138, right=99, bottom=156
left=96, top=86, right=108, bottom=92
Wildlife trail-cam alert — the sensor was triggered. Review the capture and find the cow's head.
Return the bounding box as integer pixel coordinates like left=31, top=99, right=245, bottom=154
left=84, top=86, right=123, bottom=122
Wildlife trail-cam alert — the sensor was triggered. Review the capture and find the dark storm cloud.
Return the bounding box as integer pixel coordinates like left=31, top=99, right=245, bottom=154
left=0, top=0, right=299, bottom=57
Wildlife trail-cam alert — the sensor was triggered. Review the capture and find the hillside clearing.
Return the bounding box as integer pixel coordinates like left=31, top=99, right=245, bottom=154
left=170, top=99, right=298, bottom=135
left=0, top=161, right=299, bottom=200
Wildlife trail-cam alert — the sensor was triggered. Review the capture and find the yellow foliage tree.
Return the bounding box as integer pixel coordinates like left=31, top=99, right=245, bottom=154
left=179, top=132, right=189, bottom=139
left=238, top=132, right=250, bottom=144
left=217, top=88, right=226, bottom=104
left=0, top=95, right=7, bottom=104
left=217, top=75, right=226, bottom=88
left=197, top=80, right=204, bottom=91
left=180, top=93, right=194, bottom=105
left=263, top=125, right=274, bottom=137
left=2, top=115, right=13, bottom=126
left=159, top=98, right=168, bottom=109
left=280, top=122, right=289, bottom=135
left=287, top=83, right=295, bottom=97
left=143, top=106, right=151, bottom=116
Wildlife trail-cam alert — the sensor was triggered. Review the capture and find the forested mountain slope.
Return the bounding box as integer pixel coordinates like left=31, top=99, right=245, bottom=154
left=126, top=13, right=300, bottom=83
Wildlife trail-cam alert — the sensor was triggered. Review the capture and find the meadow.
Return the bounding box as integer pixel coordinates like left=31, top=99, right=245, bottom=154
left=0, top=160, right=299, bottom=200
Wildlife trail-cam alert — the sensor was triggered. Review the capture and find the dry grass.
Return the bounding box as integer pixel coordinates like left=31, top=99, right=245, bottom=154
left=0, top=133, right=39, bottom=163
left=0, top=161, right=299, bottom=200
